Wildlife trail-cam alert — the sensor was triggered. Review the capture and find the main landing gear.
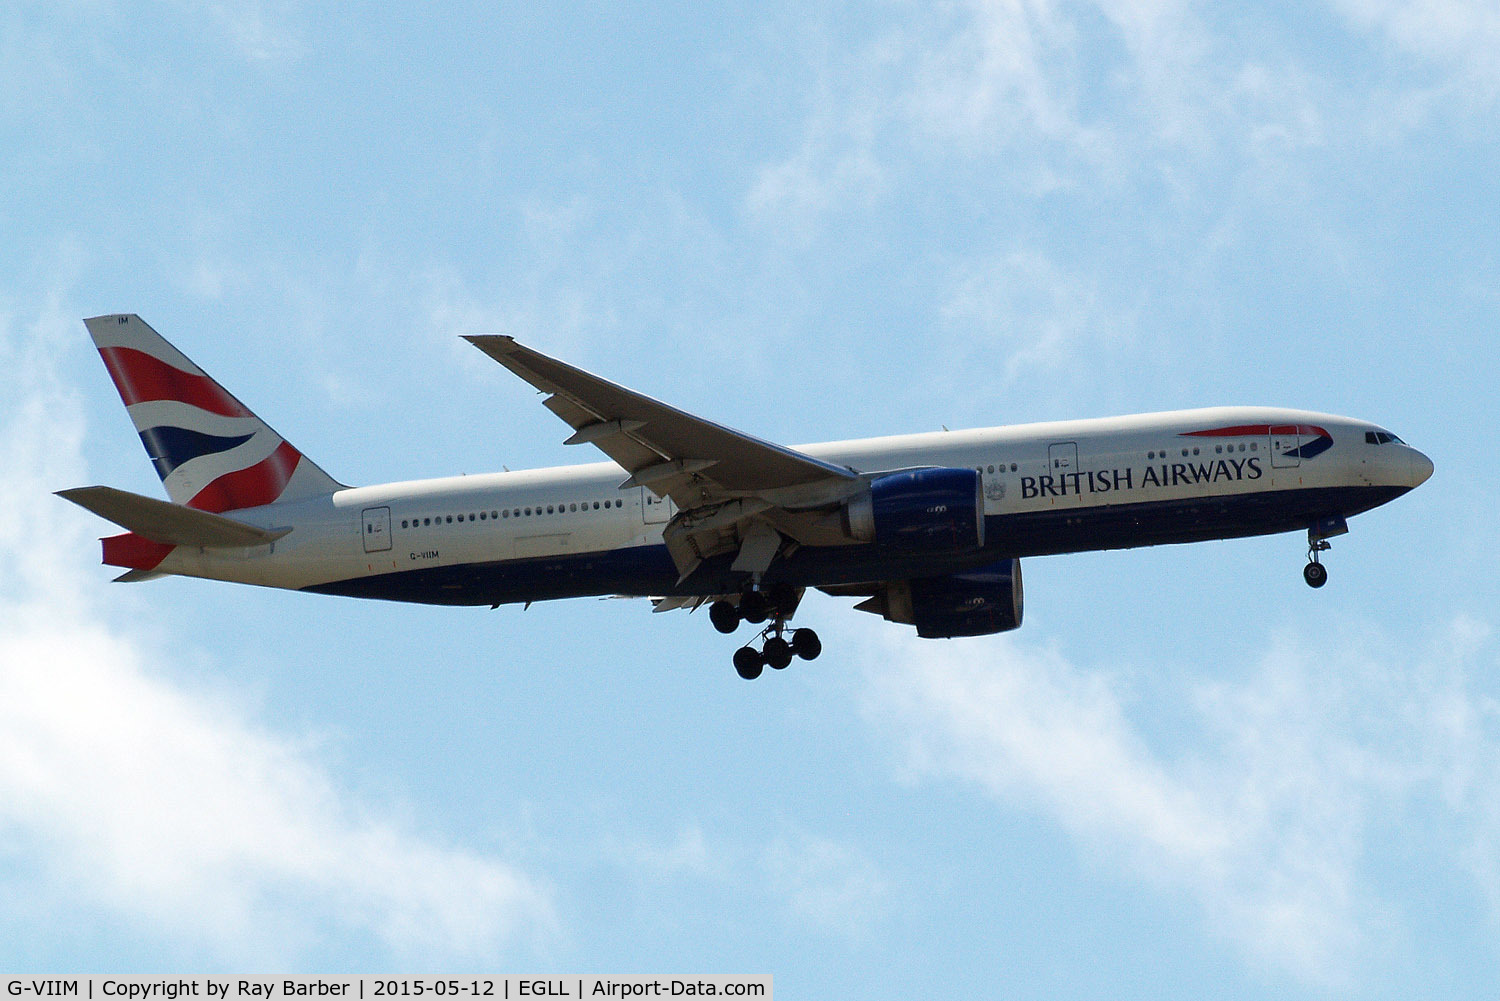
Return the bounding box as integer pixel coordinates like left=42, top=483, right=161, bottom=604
left=709, top=584, right=822, bottom=680
left=731, top=627, right=822, bottom=680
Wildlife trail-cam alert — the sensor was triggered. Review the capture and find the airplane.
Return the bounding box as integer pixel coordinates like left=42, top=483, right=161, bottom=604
left=59, top=314, right=1434, bottom=680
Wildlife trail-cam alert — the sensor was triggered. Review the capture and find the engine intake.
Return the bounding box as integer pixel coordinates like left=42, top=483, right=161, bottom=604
left=846, top=467, right=985, bottom=552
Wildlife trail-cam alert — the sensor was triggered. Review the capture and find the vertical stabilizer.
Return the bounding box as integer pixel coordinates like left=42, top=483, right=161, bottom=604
left=84, top=314, right=345, bottom=511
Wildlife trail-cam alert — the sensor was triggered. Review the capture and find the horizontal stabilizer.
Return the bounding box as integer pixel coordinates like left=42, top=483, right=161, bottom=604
left=56, top=485, right=290, bottom=547
left=113, top=569, right=168, bottom=583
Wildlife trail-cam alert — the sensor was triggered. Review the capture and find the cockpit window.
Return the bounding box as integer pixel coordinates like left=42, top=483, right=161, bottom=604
left=1365, top=430, right=1405, bottom=445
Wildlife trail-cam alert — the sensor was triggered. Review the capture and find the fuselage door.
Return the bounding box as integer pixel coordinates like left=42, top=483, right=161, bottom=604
left=1270, top=425, right=1302, bottom=469
left=362, top=506, right=392, bottom=553
left=1048, top=441, right=1079, bottom=477
left=641, top=487, right=671, bottom=524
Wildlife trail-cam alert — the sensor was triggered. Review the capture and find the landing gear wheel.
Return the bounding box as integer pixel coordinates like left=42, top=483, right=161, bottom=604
left=763, top=637, right=793, bottom=670
left=765, top=582, right=797, bottom=615
left=709, top=600, right=741, bottom=634
left=739, top=590, right=770, bottom=624
left=733, top=646, right=764, bottom=680
left=1304, top=529, right=1333, bottom=589
left=791, top=628, right=822, bottom=661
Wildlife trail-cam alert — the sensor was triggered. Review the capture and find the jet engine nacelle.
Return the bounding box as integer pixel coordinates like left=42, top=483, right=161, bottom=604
left=910, top=559, right=1023, bottom=637
left=855, top=559, right=1024, bottom=638
left=845, top=467, right=985, bottom=552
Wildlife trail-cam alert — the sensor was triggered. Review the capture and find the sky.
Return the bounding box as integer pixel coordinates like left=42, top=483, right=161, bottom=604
left=1, top=0, right=1498, bottom=994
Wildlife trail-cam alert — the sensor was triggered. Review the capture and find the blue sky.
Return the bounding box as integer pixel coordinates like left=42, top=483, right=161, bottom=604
left=2, top=0, right=1497, bottom=994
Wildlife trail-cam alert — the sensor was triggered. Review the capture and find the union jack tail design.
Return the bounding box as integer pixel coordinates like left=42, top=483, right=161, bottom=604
left=84, top=314, right=344, bottom=512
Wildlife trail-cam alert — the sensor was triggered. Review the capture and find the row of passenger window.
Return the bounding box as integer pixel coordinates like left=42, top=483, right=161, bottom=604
left=1149, top=443, right=1256, bottom=459
left=401, top=497, right=625, bottom=530
left=977, top=440, right=1258, bottom=473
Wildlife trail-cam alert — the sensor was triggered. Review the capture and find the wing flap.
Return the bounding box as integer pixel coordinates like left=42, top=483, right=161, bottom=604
left=542, top=390, right=666, bottom=477
left=564, top=419, right=647, bottom=446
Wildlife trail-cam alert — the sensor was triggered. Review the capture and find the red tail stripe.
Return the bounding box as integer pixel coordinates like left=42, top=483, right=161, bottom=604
left=101, top=533, right=175, bottom=571
left=98, top=346, right=252, bottom=418
left=187, top=439, right=302, bottom=513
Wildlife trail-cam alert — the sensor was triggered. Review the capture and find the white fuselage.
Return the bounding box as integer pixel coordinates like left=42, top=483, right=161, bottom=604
left=146, top=406, right=1431, bottom=606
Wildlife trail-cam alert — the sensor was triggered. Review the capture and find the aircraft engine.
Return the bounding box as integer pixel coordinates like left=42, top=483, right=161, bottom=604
left=854, top=559, right=1024, bottom=638
left=845, top=467, right=984, bottom=552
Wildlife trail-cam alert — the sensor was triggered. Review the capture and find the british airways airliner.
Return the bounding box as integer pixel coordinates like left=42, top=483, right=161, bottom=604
left=60, top=315, right=1433, bottom=679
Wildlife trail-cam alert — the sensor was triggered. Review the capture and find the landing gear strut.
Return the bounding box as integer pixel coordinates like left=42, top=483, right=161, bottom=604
left=713, top=587, right=822, bottom=680
left=1304, top=528, right=1332, bottom=588
left=1303, top=547, right=1329, bottom=588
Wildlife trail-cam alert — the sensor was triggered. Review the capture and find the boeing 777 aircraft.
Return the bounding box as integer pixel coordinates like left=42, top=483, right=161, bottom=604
left=60, top=315, right=1433, bottom=679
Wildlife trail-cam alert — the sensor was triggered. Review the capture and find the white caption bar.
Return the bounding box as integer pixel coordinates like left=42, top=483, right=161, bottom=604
left=2, top=979, right=770, bottom=1001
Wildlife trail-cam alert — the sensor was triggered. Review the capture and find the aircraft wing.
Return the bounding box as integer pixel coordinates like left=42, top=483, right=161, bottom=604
left=464, top=336, right=857, bottom=505
left=465, top=335, right=865, bottom=580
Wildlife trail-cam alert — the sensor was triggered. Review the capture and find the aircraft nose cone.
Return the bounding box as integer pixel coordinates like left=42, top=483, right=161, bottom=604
left=1409, top=448, right=1434, bottom=488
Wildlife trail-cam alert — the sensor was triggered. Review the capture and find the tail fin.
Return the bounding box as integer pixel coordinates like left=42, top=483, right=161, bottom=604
left=84, top=314, right=345, bottom=511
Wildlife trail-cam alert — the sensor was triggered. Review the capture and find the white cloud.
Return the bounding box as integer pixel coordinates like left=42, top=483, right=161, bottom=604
left=346, top=198, right=620, bottom=368
left=587, top=819, right=888, bottom=943
left=0, top=621, right=555, bottom=962
left=599, top=824, right=715, bottom=881
left=740, top=20, right=897, bottom=236
left=0, top=304, right=554, bottom=965
left=761, top=830, right=889, bottom=941
left=746, top=139, right=887, bottom=239
left=902, top=0, right=1112, bottom=159
left=855, top=616, right=1500, bottom=983
left=1329, top=0, right=1500, bottom=98
left=744, top=0, right=1124, bottom=229
left=939, top=250, right=1123, bottom=386
left=907, top=0, right=1329, bottom=166
left=743, top=0, right=1382, bottom=235
left=196, top=0, right=303, bottom=62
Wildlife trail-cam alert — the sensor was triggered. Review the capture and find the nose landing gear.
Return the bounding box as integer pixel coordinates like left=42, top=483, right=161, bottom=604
left=1303, top=517, right=1346, bottom=588
left=713, top=587, right=822, bottom=680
